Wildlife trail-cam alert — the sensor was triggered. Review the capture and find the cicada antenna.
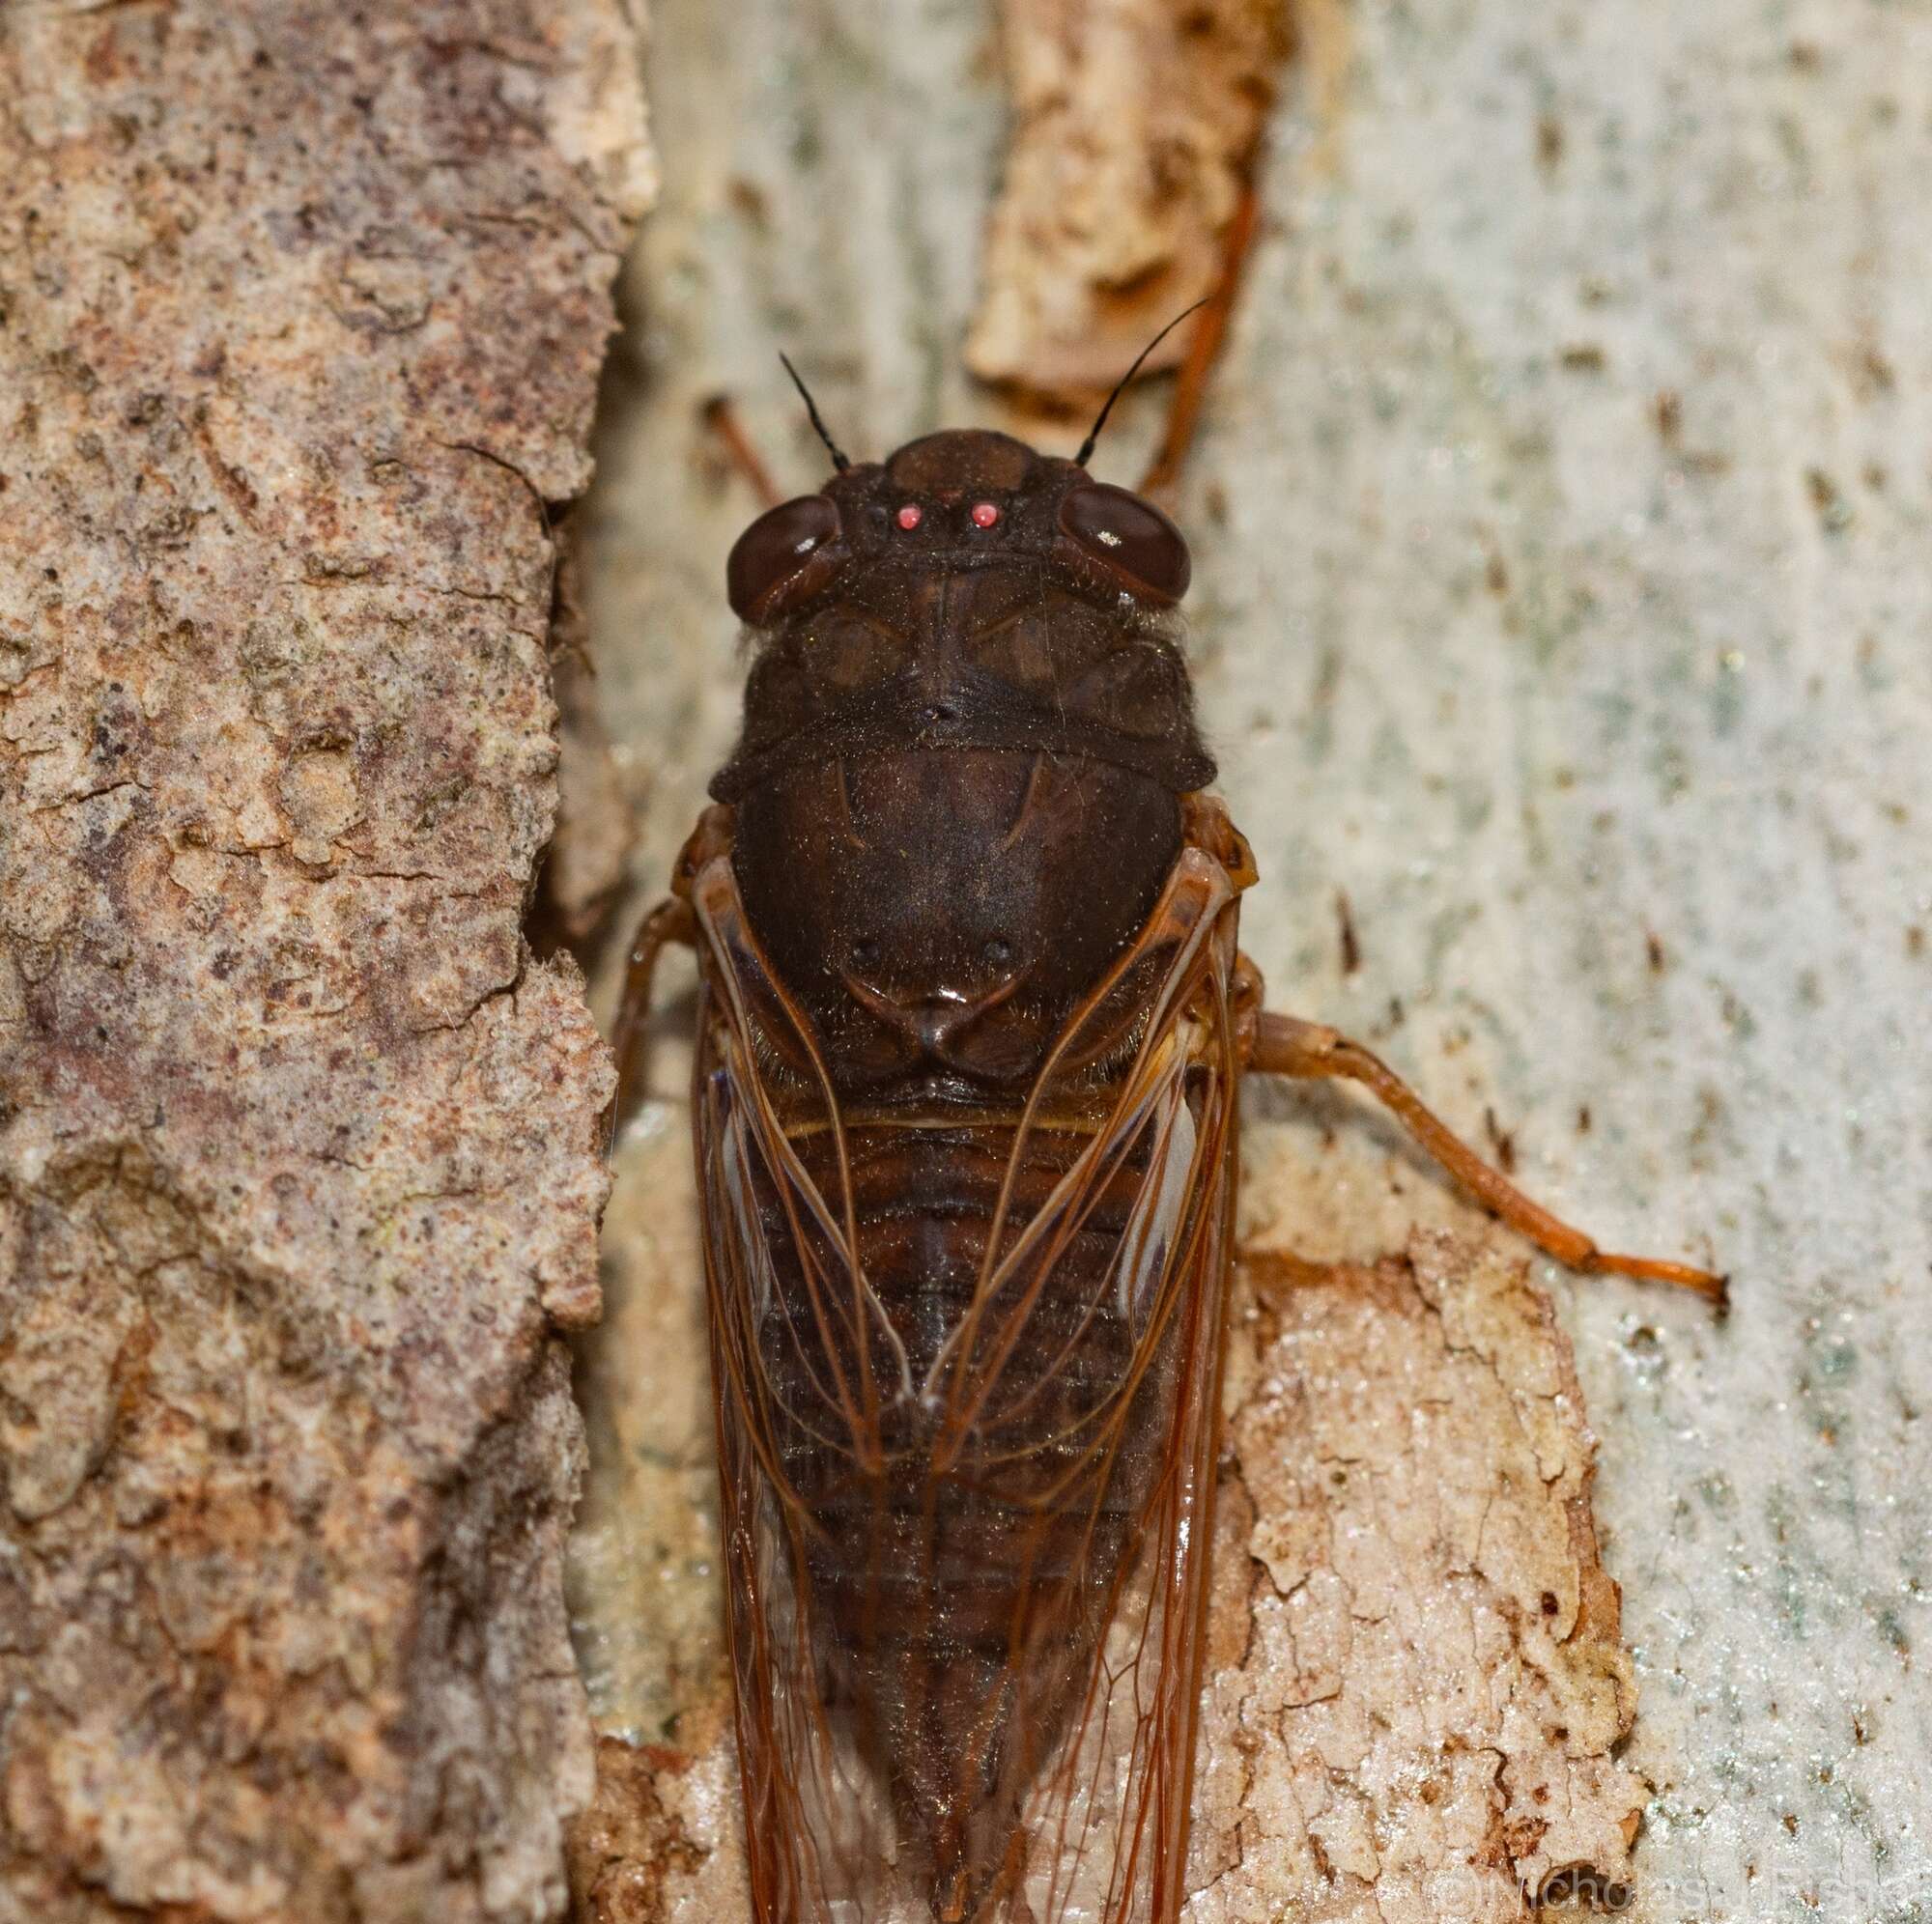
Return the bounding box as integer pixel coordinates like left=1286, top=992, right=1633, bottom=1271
left=1073, top=298, right=1212, bottom=470
left=779, top=352, right=851, bottom=472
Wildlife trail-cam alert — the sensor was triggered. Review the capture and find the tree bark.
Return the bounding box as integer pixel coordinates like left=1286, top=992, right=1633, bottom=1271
left=0, top=6, right=651, bottom=1919
left=964, top=0, right=1288, bottom=400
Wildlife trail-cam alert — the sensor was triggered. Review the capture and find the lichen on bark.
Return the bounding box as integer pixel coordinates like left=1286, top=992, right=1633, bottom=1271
left=0, top=5, right=652, bottom=1918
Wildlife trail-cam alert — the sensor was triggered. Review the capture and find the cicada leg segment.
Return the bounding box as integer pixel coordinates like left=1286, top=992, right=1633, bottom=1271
left=1139, top=178, right=1263, bottom=501
left=607, top=806, right=737, bottom=1146
left=608, top=895, right=696, bottom=1146
left=701, top=392, right=784, bottom=509
left=1243, top=1008, right=1728, bottom=1308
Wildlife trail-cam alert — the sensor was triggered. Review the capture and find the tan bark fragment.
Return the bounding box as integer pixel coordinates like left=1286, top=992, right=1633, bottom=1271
left=1185, top=1231, right=1643, bottom=1920
left=966, top=0, right=1291, bottom=401
left=0, top=5, right=652, bottom=1919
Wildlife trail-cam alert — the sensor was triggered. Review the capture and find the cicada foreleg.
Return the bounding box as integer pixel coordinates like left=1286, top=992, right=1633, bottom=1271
left=608, top=895, right=697, bottom=1145
left=700, top=392, right=783, bottom=509
left=1139, top=177, right=1263, bottom=501
left=1244, top=1005, right=1729, bottom=1309
left=607, top=805, right=736, bottom=1146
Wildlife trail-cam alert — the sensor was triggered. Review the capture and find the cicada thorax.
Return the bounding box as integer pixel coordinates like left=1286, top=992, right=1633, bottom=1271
left=698, top=429, right=1239, bottom=1922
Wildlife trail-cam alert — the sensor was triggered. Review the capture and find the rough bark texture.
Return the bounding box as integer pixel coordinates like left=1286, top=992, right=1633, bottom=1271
left=965, top=0, right=1290, bottom=399
left=538, top=530, right=635, bottom=945
left=566, top=1723, right=742, bottom=1924
left=0, top=6, right=650, bottom=1920
left=1188, top=1233, right=1642, bottom=1921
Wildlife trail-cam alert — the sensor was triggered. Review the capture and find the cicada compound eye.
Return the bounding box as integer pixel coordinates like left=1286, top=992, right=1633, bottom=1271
left=1058, top=482, right=1191, bottom=604
left=726, top=495, right=843, bottom=622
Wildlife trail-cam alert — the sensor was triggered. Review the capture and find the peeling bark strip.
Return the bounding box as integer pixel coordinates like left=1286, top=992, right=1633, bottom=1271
left=1187, top=1233, right=1644, bottom=1921
left=0, top=7, right=650, bottom=1921
left=566, top=1232, right=1643, bottom=1919
left=966, top=0, right=1290, bottom=401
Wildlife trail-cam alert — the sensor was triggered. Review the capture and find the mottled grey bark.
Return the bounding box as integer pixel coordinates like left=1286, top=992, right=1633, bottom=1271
left=0, top=6, right=650, bottom=1919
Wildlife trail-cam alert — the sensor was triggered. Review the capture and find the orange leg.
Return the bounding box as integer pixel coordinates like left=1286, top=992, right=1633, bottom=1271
left=1246, top=1009, right=1727, bottom=1308
left=608, top=894, right=697, bottom=1146
left=1139, top=177, right=1263, bottom=500
left=701, top=393, right=782, bottom=508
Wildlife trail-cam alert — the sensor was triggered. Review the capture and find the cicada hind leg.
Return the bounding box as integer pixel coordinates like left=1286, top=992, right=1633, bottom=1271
left=1238, top=995, right=1727, bottom=1308
left=1172, top=796, right=1725, bottom=1307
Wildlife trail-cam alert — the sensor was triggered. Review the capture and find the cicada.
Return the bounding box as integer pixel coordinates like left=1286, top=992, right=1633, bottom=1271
left=610, top=352, right=1722, bottom=1924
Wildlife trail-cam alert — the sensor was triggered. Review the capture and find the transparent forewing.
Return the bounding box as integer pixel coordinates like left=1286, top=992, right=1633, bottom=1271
left=690, top=848, right=1241, bottom=1924
left=692, top=861, right=909, bottom=1923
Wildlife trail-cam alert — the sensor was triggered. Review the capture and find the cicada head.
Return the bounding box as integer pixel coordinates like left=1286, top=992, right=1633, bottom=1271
left=715, top=426, right=1214, bottom=806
